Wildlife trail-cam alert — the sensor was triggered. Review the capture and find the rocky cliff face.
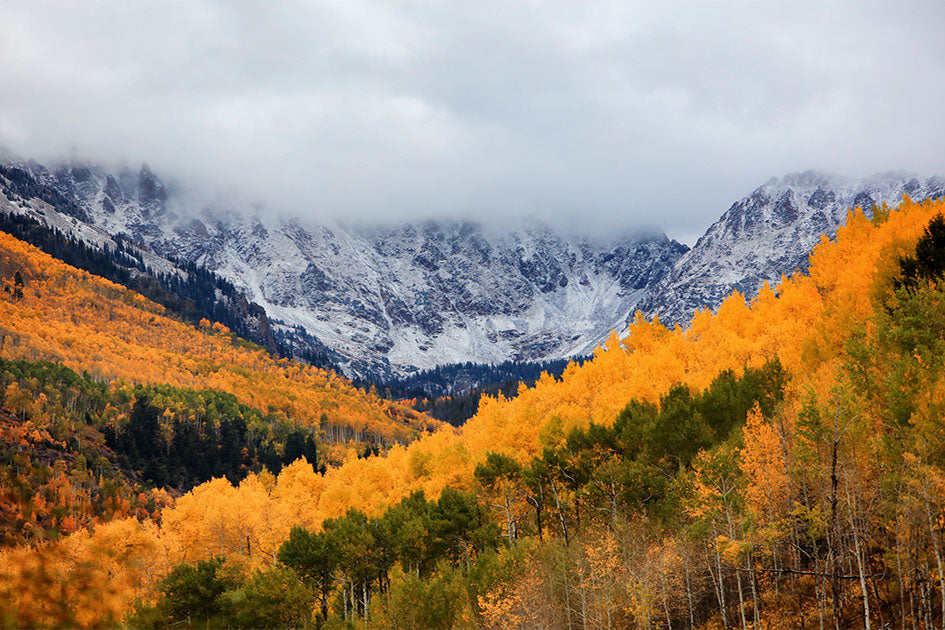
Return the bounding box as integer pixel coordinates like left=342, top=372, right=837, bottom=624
left=636, top=170, right=945, bottom=325
left=150, top=213, right=687, bottom=376
left=1, top=158, right=688, bottom=377
left=5, top=156, right=942, bottom=378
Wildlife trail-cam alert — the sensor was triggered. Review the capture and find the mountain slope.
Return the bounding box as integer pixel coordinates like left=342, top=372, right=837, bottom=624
left=0, top=229, right=440, bottom=444
left=195, top=218, right=686, bottom=377
left=0, top=164, right=341, bottom=368
left=1, top=157, right=689, bottom=378
left=9, top=156, right=945, bottom=380
left=638, top=170, right=945, bottom=324
left=9, top=178, right=945, bottom=630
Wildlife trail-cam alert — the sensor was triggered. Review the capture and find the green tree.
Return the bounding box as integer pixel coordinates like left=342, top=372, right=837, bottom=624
left=475, top=452, right=525, bottom=543
left=158, top=557, right=238, bottom=627
left=384, top=490, right=438, bottom=578
left=647, top=385, right=713, bottom=472
left=432, top=487, right=499, bottom=569
left=220, top=566, right=311, bottom=629
left=323, top=509, right=391, bottom=621
left=896, top=213, right=945, bottom=292
left=278, top=526, right=339, bottom=624
left=380, top=565, right=472, bottom=630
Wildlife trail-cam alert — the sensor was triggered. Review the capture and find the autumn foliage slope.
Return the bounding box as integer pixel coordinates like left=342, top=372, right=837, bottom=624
left=0, top=230, right=441, bottom=444
left=4, top=196, right=945, bottom=627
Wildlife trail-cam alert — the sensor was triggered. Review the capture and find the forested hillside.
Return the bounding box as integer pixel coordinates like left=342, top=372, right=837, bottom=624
left=0, top=230, right=440, bottom=447
left=0, top=206, right=337, bottom=368
left=4, top=195, right=945, bottom=629
left=378, top=358, right=582, bottom=426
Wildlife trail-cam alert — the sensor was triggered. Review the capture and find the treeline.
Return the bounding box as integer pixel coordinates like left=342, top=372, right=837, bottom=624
left=384, top=358, right=582, bottom=399
left=124, top=361, right=784, bottom=629
left=135, top=488, right=501, bottom=628
left=0, top=164, right=89, bottom=222
left=0, top=209, right=339, bottom=369
left=103, top=395, right=324, bottom=489
left=378, top=357, right=584, bottom=426
left=398, top=379, right=527, bottom=427
left=0, top=358, right=328, bottom=543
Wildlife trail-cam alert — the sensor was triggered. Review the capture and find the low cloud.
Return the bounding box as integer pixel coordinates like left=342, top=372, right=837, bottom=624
left=1, top=1, right=943, bottom=243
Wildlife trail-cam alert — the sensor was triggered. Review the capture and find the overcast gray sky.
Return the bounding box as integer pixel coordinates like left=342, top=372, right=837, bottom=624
left=1, top=1, right=943, bottom=244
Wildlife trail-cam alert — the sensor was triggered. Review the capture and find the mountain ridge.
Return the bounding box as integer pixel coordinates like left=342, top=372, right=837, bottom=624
left=0, top=156, right=689, bottom=377
left=637, top=168, right=945, bottom=325
left=3, top=155, right=944, bottom=379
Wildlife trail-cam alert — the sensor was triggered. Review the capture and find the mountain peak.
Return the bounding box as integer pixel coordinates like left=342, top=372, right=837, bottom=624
left=638, top=170, right=945, bottom=326
left=775, top=169, right=846, bottom=189
left=0, top=156, right=688, bottom=377
left=137, top=162, right=167, bottom=206
left=5, top=153, right=942, bottom=379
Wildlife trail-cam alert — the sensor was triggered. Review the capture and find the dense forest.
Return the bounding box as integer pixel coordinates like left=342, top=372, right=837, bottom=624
left=0, top=208, right=338, bottom=368
left=0, top=164, right=90, bottom=222
left=0, top=357, right=330, bottom=547
left=0, top=228, right=440, bottom=446
left=0, top=205, right=567, bottom=421
left=382, top=358, right=580, bottom=399
left=376, top=358, right=583, bottom=426
left=3, top=196, right=945, bottom=629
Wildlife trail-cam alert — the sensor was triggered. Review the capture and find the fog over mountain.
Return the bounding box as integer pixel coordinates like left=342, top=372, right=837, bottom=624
left=3, top=155, right=941, bottom=379
left=2, top=1, right=945, bottom=244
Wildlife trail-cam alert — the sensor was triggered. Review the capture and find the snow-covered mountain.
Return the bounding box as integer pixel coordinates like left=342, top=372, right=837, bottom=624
left=164, top=216, right=687, bottom=377
left=3, top=156, right=943, bottom=379
left=637, top=170, right=945, bottom=325
left=0, top=158, right=687, bottom=377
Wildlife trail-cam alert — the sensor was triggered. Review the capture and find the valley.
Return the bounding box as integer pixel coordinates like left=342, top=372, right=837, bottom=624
left=3, top=3, right=944, bottom=627
left=3, top=157, right=941, bottom=382
left=3, top=182, right=945, bottom=628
